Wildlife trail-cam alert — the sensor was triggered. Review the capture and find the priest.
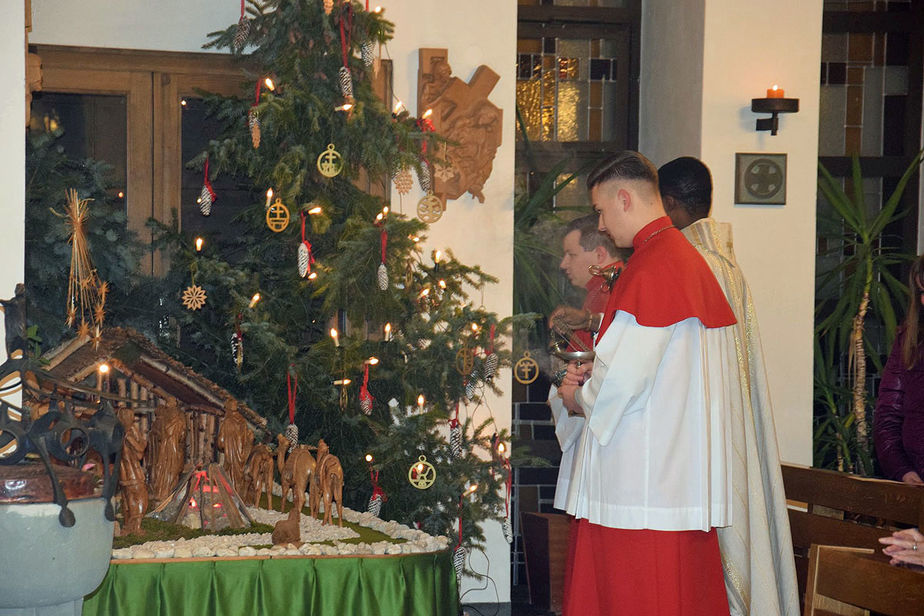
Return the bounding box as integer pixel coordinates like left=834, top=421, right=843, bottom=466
left=660, top=156, right=799, bottom=616
left=557, top=151, right=737, bottom=615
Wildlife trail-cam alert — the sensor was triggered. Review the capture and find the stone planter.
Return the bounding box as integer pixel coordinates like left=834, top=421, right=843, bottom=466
left=0, top=465, right=114, bottom=616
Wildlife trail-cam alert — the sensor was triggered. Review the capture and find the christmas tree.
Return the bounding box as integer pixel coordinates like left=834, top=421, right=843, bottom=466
left=138, top=0, right=521, bottom=562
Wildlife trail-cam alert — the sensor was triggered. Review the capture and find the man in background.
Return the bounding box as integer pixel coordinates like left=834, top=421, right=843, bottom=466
left=659, top=156, right=799, bottom=616
left=550, top=213, right=623, bottom=511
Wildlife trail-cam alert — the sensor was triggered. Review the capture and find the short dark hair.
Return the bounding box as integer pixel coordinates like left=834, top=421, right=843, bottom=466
left=658, top=156, right=712, bottom=220
left=586, top=150, right=659, bottom=192
left=565, top=213, right=618, bottom=257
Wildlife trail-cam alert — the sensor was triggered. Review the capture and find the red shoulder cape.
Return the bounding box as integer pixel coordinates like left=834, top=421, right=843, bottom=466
left=599, top=217, right=736, bottom=336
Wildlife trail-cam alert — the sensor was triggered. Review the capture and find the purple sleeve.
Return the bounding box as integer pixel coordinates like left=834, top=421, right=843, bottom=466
left=874, top=332, right=915, bottom=481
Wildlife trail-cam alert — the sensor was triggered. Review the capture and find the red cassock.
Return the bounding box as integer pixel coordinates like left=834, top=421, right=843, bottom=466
left=562, top=217, right=735, bottom=616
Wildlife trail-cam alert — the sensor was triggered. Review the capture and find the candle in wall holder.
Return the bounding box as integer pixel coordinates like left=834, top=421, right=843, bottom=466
left=767, top=84, right=784, bottom=98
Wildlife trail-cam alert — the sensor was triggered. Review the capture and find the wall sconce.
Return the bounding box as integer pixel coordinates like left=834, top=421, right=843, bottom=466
left=751, top=85, right=799, bottom=136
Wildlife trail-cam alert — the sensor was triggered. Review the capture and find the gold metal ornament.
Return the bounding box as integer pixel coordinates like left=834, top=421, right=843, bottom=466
left=417, top=193, right=443, bottom=223
left=182, top=285, right=207, bottom=311
left=408, top=455, right=436, bottom=490
left=455, top=346, right=474, bottom=376
left=514, top=351, right=540, bottom=385
left=266, top=198, right=291, bottom=232
left=317, top=143, right=344, bottom=178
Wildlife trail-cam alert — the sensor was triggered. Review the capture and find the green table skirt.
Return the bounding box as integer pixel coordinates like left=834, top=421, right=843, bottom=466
left=83, top=551, right=458, bottom=616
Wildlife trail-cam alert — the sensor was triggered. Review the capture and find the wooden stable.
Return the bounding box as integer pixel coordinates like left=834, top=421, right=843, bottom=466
left=33, top=326, right=265, bottom=474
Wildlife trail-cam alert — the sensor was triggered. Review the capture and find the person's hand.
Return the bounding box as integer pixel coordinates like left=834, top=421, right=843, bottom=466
left=549, top=306, right=591, bottom=333
left=880, top=527, right=924, bottom=565
left=557, top=383, right=584, bottom=417
left=561, top=361, right=592, bottom=387
left=902, top=471, right=924, bottom=485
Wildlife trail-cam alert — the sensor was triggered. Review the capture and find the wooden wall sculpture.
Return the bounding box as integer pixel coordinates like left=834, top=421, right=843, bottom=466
left=417, top=48, right=502, bottom=207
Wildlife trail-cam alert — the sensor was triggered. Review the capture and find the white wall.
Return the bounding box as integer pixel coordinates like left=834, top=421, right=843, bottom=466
left=384, top=1, right=516, bottom=603
left=641, top=0, right=823, bottom=465
left=32, top=0, right=516, bottom=603
left=31, top=0, right=237, bottom=53
left=1, top=5, right=25, bottom=365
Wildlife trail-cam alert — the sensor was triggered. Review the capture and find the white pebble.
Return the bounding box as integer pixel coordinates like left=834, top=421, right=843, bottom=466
left=132, top=548, right=156, bottom=559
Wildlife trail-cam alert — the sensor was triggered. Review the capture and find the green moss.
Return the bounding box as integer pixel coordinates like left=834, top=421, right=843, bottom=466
left=113, top=518, right=274, bottom=549
left=112, top=507, right=404, bottom=549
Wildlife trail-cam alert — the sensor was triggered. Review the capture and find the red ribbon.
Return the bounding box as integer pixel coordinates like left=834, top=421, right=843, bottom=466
left=240, top=0, right=245, bottom=19
left=253, top=79, right=262, bottom=106
left=339, top=4, right=354, bottom=69
left=287, top=369, right=297, bottom=425
left=202, top=156, right=216, bottom=201
left=380, top=227, right=387, bottom=265
left=504, top=458, right=512, bottom=517
left=360, top=363, right=373, bottom=408
left=488, top=323, right=496, bottom=354
left=370, top=469, right=386, bottom=501
left=456, top=495, right=464, bottom=549
left=417, top=117, right=435, bottom=156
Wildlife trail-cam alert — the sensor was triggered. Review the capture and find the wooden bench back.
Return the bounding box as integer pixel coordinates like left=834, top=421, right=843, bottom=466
left=804, top=545, right=924, bottom=616
left=782, top=463, right=924, bottom=601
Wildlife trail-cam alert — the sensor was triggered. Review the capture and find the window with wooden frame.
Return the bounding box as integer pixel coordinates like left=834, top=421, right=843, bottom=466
left=32, top=45, right=249, bottom=276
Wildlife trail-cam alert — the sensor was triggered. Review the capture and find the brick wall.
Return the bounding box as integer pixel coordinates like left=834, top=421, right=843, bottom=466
left=510, top=372, right=563, bottom=586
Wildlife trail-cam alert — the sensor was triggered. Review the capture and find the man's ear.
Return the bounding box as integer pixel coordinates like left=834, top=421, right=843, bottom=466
left=593, top=245, right=610, bottom=265
left=616, top=187, right=631, bottom=212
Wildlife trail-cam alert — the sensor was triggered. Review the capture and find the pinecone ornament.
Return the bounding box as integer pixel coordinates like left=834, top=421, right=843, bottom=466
left=248, top=108, right=261, bottom=149
left=231, top=332, right=244, bottom=368
left=394, top=168, right=413, bottom=195
left=453, top=546, right=466, bottom=585
left=367, top=492, right=383, bottom=517
left=338, top=66, right=353, bottom=99
left=449, top=420, right=462, bottom=458
left=233, top=16, right=251, bottom=52
left=284, top=423, right=299, bottom=451
left=503, top=517, right=513, bottom=544
left=298, top=242, right=312, bottom=278
left=377, top=262, right=388, bottom=291
left=483, top=352, right=499, bottom=382
left=360, top=391, right=373, bottom=415
left=465, top=377, right=477, bottom=401
left=419, top=161, right=432, bottom=193
left=199, top=184, right=213, bottom=216
left=361, top=41, right=375, bottom=67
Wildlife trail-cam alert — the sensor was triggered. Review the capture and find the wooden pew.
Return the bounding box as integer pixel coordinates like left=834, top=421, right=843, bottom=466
left=803, top=545, right=924, bottom=616
left=782, top=463, right=924, bottom=604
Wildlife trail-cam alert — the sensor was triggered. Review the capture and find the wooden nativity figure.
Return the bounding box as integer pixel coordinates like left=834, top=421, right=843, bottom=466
left=245, top=441, right=275, bottom=509
left=117, top=406, right=148, bottom=535
left=216, top=398, right=253, bottom=494
left=311, top=439, right=343, bottom=526
left=148, top=398, right=187, bottom=504
left=276, top=433, right=315, bottom=513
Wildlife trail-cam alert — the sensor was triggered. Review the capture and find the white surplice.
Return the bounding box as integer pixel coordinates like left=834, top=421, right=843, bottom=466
left=562, top=311, right=737, bottom=531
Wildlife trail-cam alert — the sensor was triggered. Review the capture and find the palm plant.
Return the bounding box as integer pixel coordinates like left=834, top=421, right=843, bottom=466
left=815, top=151, right=922, bottom=474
